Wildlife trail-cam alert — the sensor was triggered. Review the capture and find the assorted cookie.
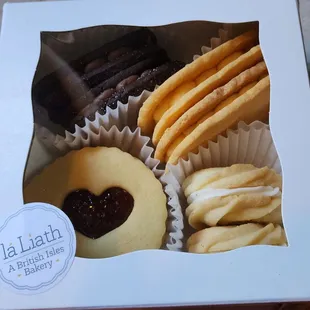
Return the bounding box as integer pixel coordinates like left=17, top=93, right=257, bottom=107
left=182, top=164, right=286, bottom=253
left=138, top=30, right=270, bottom=164
left=33, top=28, right=184, bottom=133
left=187, top=223, right=286, bottom=254
left=29, top=25, right=285, bottom=257
left=24, top=147, right=167, bottom=258
left=183, top=164, right=282, bottom=228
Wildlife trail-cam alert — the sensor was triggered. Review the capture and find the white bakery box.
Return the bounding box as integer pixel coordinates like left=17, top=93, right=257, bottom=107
left=0, top=0, right=309, bottom=308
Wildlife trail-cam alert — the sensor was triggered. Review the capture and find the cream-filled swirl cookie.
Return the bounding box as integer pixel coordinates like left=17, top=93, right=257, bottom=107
left=187, top=223, right=287, bottom=254
left=24, top=147, right=167, bottom=259
left=187, top=186, right=280, bottom=204
left=182, top=164, right=282, bottom=228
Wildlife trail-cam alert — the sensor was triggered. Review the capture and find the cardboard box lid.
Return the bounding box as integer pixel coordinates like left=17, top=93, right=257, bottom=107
left=0, top=0, right=310, bottom=308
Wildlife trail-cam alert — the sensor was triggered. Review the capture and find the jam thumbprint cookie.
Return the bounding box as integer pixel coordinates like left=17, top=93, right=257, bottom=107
left=24, top=147, right=167, bottom=258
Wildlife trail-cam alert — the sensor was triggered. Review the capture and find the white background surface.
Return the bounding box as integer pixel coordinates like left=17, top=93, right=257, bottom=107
left=0, top=0, right=309, bottom=64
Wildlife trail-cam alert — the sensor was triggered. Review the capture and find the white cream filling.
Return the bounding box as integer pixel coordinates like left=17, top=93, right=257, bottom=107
left=187, top=186, right=281, bottom=205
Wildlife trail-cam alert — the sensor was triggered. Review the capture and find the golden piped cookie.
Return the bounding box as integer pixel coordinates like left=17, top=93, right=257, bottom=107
left=168, top=76, right=270, bottom=165
left=138, top=30, right=258, bottom=136
left=155, top=61, right=268, bottom=162
left=183, top=164, right=282, bottom=227
left=24, top=147, right=167, bottom=259
left=187, top=223, right=287, bottom=254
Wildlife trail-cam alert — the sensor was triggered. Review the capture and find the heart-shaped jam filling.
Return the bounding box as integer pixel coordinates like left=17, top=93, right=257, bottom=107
left=62, top=187, right=134, bottom=239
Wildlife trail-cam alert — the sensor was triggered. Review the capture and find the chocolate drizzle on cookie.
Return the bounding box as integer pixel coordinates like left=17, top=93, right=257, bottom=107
left=62, top=187, right=134, bottom=239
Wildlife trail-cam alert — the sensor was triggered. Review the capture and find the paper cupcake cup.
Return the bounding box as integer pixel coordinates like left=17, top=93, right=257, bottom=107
left=161, top=121, right=281, bottom=247
left=163, top=121, right=281, bottom=194
left=26, top=126, right=184, bottom=251
left=35, top=26, right=232, bottom=151
left=35, top=89, right=152, bottom=153
left=193, top=24, right=232, bottom=59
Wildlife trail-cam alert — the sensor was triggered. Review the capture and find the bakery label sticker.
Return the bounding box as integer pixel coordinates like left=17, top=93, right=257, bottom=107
left=0, top=203, right=76, bottom=294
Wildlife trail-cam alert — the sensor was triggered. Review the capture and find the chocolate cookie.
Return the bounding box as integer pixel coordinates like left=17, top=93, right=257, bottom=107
left=33, top=28, right=156, bottom=102
left=32, top=28, right=185, bottom=134
left=73, top=61, right=185, bottom=128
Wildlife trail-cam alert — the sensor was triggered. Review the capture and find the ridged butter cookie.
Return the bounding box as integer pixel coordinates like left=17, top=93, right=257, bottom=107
left=182, top=164, right=282, bottom=227
left=187, top=223, right=286, bottom=254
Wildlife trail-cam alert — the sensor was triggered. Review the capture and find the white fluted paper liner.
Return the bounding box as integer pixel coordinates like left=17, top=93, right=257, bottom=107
left=162, top=121, right=280, bottom=212
left=193, top=24, right=232, bottom=60
left=30, top=125, right=184, bottom=251
left=160, top=121, right=281, bottom=248
left=36, top=89, right=153, bottom=153
left=35, top=25, right=232, bottom=151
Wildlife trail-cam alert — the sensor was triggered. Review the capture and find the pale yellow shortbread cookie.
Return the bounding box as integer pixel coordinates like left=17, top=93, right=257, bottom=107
left=168, top=76, right=270, bottom=165
left=187, top=223, right=286, bottom=253
left=154, top=61, right=268, bottom=162
left=24, top=147, right=167, bottom=259
left=152, top=44, right=263, bottom=146
left=182, top=164, right=282, bottom=227
left=138, top=31, right=258, bottom=136
left=152, top=51, right=243, bottom=125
